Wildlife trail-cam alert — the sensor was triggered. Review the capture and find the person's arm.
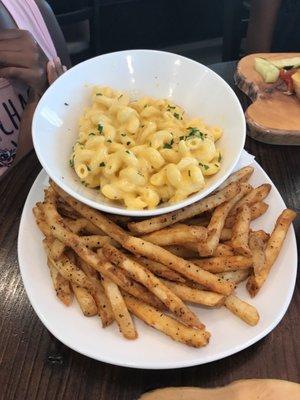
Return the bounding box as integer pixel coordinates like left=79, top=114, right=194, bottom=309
left=0, top=0, right=70, bottom=172
left=245, top=0, right=282, bottom=54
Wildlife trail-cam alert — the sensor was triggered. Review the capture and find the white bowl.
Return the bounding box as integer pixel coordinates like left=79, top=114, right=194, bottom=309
left=32, top=50, right=245, bottom=216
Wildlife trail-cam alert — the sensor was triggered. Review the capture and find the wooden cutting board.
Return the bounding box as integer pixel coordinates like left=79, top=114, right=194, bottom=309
left=235, top=53, right=300, bottom=145
left=139, top=379, right=300, bottom=399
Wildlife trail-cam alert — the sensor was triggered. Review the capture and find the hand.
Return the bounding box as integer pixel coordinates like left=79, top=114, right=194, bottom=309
left=0, top=29, right=48, bottom=98
left=47, top=57, right=67, bottom=85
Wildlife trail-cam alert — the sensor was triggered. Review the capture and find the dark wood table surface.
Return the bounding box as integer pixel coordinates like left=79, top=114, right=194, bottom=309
left=1, top=62, right=299, bottom=400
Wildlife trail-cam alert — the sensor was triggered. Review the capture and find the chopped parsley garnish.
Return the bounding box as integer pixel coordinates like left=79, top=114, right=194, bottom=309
left=69, top=158, right=74, bottom=167
left=188, top=170, right=191, bottom=177
left=118, top=94, right=123, bottom=99
left=87, top=165, right=91, bottom=171
left=126, top=150, right=130, bottom=154
left=127, top=141, right=131, bottom=146
left=186, top=127, right=204, bottom=140
left=215, top=163, right=219, bottom=168
left=218, top=153, right=222, bottom=162
left=163, top=138, right=174, bottom=149
left=200, top=163, right=209, bottom=170
left=99, top=162, right=105, bottom=167
left=121, top=133, right=126, bottom=137
left=167, top=105, right=176, bottom=110
left=89, top=132, right=95, bottom=136
left=64, top=102, right=69, bottom=106
left=144, top=104, right=148, bottom=108
left=106, top=139, right=112, bottom=143
left=179, top=136, right=184, bottom=141
left=173, top=112, right=180, bottom=119
left=97, top=124, right=104, bottom=134
left=96, top=93, right=102, bottom=96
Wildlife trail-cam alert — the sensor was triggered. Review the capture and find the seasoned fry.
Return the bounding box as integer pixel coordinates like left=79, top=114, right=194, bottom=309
left=46, top=248, right=92, bottom=290
left=229, top=183, right=271, bottom=217
left=251, top=229, right=270, bottom=243
left=101, top=275, right=137, bottom=339
left=217, top=166, right=254, bottom=191
left=183, top=214, right=211, bottom=227
left=197, top=183, right=252, bottom=256
left=231, top=204, right=252, bottom=256
left=128, top=182, right=240, bottom=235
left=96, top=250, right=165, bottom=309
left=216, top=269, right=250, bottom=284
left=123, top=236, right=234, bottom=295
left=43, top=201, right=163, bottom=310
left=161, top=279, right=225, bottom=307
left=164, top=245, right=198, bottom=259
left=131, top=256, right=186, bottom=283
left=225, top=201, right=269, bottom=228
left=123, top=294, right=210, bottom=348
left=57, top=199, right=80, bottom=219
left=47, top=257, right=72, bottom=306
left=141, top=224, right=207, bottom=246
left=71, top=283, right=98, bottom=316
left=50, top=180, right=129, bottom=243
left=191, top=255, right=252, bottom=273
left=102, top=244, right=204, bottom=329
left=220, top=228, right=232, bottom=241
left=247, top=209, right=296, bottom=296
left=213, top=243, right=235, bottom=257
left=78, top=258, right=114, bottom=327
left=225, top=295, right=259, bottom=326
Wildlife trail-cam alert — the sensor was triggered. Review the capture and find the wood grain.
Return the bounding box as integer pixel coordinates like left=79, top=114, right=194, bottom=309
left=0, top=62, right=299, bottom=400
left=235, top=53, right=300, bottom=145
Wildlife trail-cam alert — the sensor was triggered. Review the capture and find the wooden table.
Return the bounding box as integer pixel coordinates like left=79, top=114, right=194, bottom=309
left=1, top=62, right=299, bottom=400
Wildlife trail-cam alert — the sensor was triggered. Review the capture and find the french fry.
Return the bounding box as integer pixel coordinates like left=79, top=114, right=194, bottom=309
left=128, top=182, right=240, bottom=235
left=229, top=183, right=271, bottom=217
left=131, top=256, right=186, bottom=283
left=220, top=228, right=232, bottom=241
left=102, top=244, right=204, bottom=329
left=213, top=243, right=235, bottom=257
left=50, top=180, right=129, bottom=243
left=183, top=214, right=211, bottom=227
left=216, top=269, right=250, bottom=284
left=231, top=204, right=252, bottom=257
left=65, top=217, right=105, bottom=235
left=101, top=275, right=137, bottom=339
left=57, top=199, right=80, bottom=219
left=47, top=257, right=72, bottom=306
left=78, top=235, right=113, bottom=248
left=217, top=166, right=254, bottom=191
left=197, top=183, right=252, bottom=256
left=46, top=247, right=92, bottom=290
left=225, top=295, right=259, bottom=326
left=78, top=258, right=114, bottom=327
left=43, top=201, right=163, bottom=310
left=123, top=236, right=234, bottom=295
left=191, top=255, right=252, bottom=273
left=141, top=224, right=207, bottom=246
left=251, top=229, right=270, bottom=243
left=123, top=294, right=210, bottom=348
left=246, top=209, right=296, bottom=296
left=97, top=250, right=165, bottom=309
left=225, top=201, right=269, bottom=228
left=71, top=283, right=98, bottom=316
left=164, top=245, right=198, bottom=259
left=161, top=279, right=225, bottom=307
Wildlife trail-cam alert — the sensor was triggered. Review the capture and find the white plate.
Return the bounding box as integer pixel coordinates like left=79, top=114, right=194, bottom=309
left=18, top=161, right=297, bottom=369
left=32, top=50, right=245, bottom=217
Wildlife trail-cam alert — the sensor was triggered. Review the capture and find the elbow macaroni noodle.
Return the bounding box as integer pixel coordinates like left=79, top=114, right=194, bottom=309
left=70, top=86, right=223, bottom=209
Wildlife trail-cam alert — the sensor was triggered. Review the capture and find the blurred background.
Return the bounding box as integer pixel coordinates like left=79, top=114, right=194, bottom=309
left=48, top=0, right=300, bottom=66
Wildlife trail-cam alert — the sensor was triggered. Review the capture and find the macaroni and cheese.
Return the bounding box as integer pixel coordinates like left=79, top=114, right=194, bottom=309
left=70, top=86, right=223, bottom=209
